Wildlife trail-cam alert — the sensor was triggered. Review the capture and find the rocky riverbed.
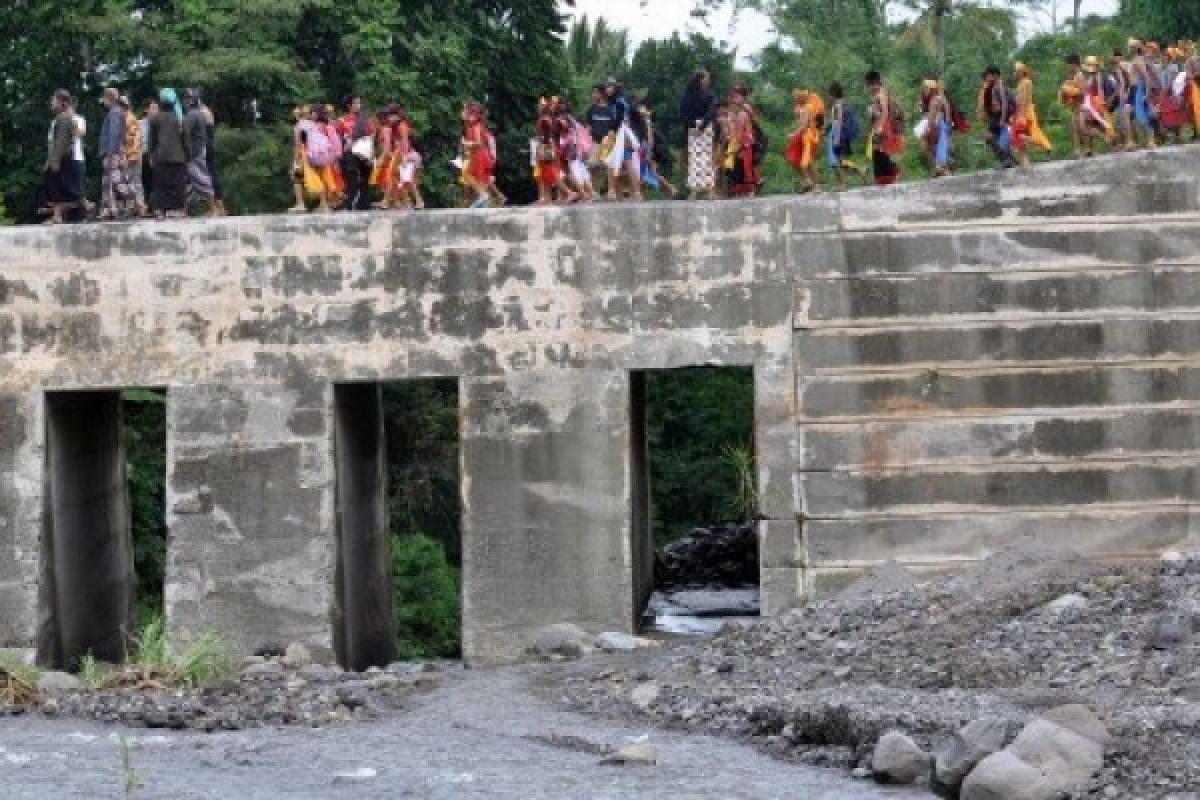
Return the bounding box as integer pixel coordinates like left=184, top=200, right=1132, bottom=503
left=562, top=542, right=1200, bottom=798
left=0, top=663, right=922, bottom=799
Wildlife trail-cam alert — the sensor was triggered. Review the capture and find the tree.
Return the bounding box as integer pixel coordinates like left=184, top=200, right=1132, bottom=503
left=627, top=33, right=737, bottom=145
left=1120, top=0, right=1200, bottom=41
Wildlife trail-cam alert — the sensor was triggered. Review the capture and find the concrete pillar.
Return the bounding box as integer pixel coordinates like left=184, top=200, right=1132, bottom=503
left=332, top=383, right=396, bottom=671
left=38, top=391, right=135, bottom=669
left=0, top=393, right=42, bottom=653
left=165, top=378, right=335, bottom=658
left=460, top=369, right=633, bottom=664
left=628, top=372, right=654, bottom=627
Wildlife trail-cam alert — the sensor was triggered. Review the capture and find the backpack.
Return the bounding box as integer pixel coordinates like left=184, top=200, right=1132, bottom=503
left=839, top=104, right=861, bottom=147
left=573, top=119, right=594, bottom=160
left=306, top=124, right=340, bottom=167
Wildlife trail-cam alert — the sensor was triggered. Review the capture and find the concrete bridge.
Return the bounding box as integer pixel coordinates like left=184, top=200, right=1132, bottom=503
left=3, top=147, right=1199, bottom=667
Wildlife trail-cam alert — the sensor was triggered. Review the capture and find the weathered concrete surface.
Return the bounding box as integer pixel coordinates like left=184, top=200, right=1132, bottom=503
left=2, top=146, right=1200, bottom=663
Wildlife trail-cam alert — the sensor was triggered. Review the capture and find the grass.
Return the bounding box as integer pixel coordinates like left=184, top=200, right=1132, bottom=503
left=0, top=650, right=40, bottom=705
left=68, top=616, right=237, bottom=691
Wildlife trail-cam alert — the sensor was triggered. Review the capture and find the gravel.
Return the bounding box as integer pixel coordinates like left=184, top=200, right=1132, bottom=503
left=562, top=542, right=1200, bottom=797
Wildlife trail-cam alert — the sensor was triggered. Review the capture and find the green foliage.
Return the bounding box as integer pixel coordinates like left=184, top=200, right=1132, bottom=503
left=382, top=380, right=461, bottom=564
left=126, top=616, right=237, bottom=687
left=628, top=33, right=738, bottom=142
left=565, top=14, right=633, bottom=106
left=645, top=367, right=755, bottom=544
left=391, top=533, right=461, bottom=660
left=0, top=651, right=41, bottom=688
left=78, top=652, right=110, bottom=691
left=214, top=127, right=293, bottom=216
left=1120, top=0, right=1200, bottom=41
left=122, top=390, right=166, bottom=621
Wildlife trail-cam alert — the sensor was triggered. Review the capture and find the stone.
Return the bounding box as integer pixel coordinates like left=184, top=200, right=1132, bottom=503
left=332, top=767, right=377, bottom=783
left=37, top=671, right=81, bottom=693
left=934, top=717, right=1018, bottom=792
left=1144, top=612, right=1194, bottom=650
left=962, top=708, right=1106, bottom=800
left=242, top=661, right=285, bottom=678
left=871, top=730, right=931, bottom=784
left=533, top=623, right=590, bottom=659
left=1041, top=593, right=1088, bottom=615
left=961, top=750, right=1054, bottom=800
left=282, top=642, right=313, bottom=668
left=600, top=742, right=658, bottom=766
left=595, top=632, right=655, bottom=652
left=630, top=682, right=660, bottom=711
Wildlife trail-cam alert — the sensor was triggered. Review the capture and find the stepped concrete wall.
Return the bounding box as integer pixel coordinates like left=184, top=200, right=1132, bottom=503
left=2, top=147, right=1200, bottom=664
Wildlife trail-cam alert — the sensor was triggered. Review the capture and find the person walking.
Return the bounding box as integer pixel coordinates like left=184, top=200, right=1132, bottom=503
left=183, top=88, right=215, bottom=215
left=98, top=87, right=134, bottom=220
left=584, top=85, right=613, bottom=196
left=149, top=88, right=189, bottom=218
left=67, top=95, right=90, bottom=220
left=604, top=78, right=642, bottom=202
left=865, top=71, right=904, bottom=186
left=680, top=69, right=717, bottom=200
left=121, top=96, right=149, bottom=217
left=336, top=95, right=374, bottom=211
left=199, top=93, right=226, bottom=216
left=139, top=100, right=158, bottom=213
left=41, top=89, right=80, bottom=225
left=726, top=83, right=760, bottom=196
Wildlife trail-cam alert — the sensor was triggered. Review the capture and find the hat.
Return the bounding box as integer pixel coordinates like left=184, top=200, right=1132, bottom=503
left=1014, top=61, right=1029, bottom=75
left=792, top=88, right=809, bottom=100
left=1084, top=55, right=1101, bottom=73
left=102, top=87, right=119, bottom=103
left=605, top=76, right=618, bottom=87
left=52, top=88, right=71, bottom=103
left=921, top=78, right=940, bottom=91
left=1128, top=37, right=1143, bottom=49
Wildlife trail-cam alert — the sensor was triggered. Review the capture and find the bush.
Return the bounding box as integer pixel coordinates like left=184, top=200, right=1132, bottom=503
left=391, top=533, right=461, bottom=660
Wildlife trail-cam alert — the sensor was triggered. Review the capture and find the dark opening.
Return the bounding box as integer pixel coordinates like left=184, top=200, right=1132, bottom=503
left=39, top=391, right=138, bottom=669
left=333, top=379, right=462, bottom=670
left=630, top=367, right=759, bottom=634
left=123, top=389, right=168, bottom=627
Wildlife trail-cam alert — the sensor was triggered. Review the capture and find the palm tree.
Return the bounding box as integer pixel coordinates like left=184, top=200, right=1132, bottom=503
left=896, top=0, right=1027, bottom=73
left=565, top=14, right=632, bottom=83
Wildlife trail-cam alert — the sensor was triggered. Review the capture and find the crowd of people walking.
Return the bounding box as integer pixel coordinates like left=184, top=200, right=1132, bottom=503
left=36, top=37, right=1200, bottom=223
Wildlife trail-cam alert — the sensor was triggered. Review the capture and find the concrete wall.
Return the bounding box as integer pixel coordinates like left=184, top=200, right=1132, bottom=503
left=2, top=146, right=1199, bottom=663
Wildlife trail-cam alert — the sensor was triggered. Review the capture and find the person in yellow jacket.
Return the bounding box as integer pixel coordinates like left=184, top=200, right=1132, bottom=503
left=1012, top=62, right=1053, bottom=166
left=784, top=89, right=825, bottom=192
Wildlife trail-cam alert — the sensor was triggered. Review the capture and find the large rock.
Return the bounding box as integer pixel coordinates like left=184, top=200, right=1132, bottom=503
left=655, top=524, right=759, bottom=589
left=934, top=717, right=1018, bottom=795
left=594, top=632, right=657, bottom=652
left=872, top=730, right=931, bottom=784
left=532, top=623, right=590, bottom=659
left=282, top=642, right=313, bottom=668
left=37, top=671, right=81, bottom=693
left=962, top=706, right=1106, bottom=800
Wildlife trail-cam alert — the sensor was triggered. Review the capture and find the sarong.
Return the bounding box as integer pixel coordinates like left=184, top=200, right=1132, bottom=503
left=155, top=162, right=187, bottom=212
left=686, top=126, right=715, bottom=190
left=101, top=154, right=136, bottom=217
left=606, top=123, right=641, bottom=177
left=187, top=149, right=215, bottom=202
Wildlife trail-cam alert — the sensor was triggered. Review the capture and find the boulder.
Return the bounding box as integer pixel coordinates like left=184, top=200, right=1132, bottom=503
left=600, top=742, right=658, bottom=766
left=934, top=717, right=1018, bottom=794
left=655, top=523, right=759, bottom=589
left=37, top=671, right=81, bottom=693
left=872, top=730, right=931, bottom=784
left=1040, top=593, right=1088, bottom=616
left=630, top=681, right=660, bottom=711
left=533, top=623, right=590, bottom=659
left=962, top=706, right=1106, bottom=800
left=595, top=632, right=658, bottom=652
left=282, top=642, right=313, bottom=668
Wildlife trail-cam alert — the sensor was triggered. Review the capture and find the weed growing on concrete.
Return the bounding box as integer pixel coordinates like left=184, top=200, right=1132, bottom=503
left=78, top=652, right=111, bottom=690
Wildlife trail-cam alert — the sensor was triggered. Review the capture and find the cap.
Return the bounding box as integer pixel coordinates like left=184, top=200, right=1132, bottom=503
left=1084, top=55, right=1101, bottom=73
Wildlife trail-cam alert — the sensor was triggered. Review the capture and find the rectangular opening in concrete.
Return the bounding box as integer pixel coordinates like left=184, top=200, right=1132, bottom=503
left=630, top=367, right=759, bottom=634
left=39, top=390, right=144, bottom=670
left=122, top=389, right=168, bottom=625
left=333, top=379, right=462, bottom=671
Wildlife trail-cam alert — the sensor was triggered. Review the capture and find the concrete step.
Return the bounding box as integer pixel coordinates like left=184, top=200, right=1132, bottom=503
left=793, top=219, right=1200, bottom=279
left=795, top=316, right=1200, bottom=372
left=796, top=459, right=1200, bottom=516
left=797, top=361, right=1200, bottom=421
left=824, top=144, right=1200, bottom=231
left=800, top=407, right=1200, bottom=471
left=802, top=506, right=1198, bottom=574
left=799, top=266, right=1200, bottom=326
